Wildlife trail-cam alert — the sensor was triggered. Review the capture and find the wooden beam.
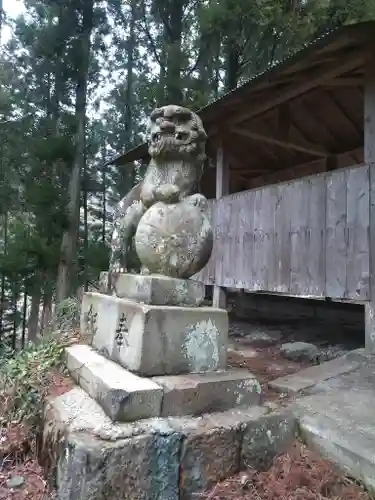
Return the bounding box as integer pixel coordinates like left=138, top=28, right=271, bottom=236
left=213, top=144, right=229, bottom=309
left=216, top=145, right=229, bottom=198
left=325, top=90, right=363, bottom=139
left=222, top=147, right=242, bottom=171
left=232, top=168, right=271, bottom=175
left=229, top=51, right=364, bottom=127
left=365, top=51, right=375, bottom=353
left=298, top=98, right=340, bottom=147
left=324, top=76, right=363, bottom=87
left=246, top=147, right=362, bottom=189
left=231, top=127, right=328, bottom=158
left=325, top=155, right=338, bottom=171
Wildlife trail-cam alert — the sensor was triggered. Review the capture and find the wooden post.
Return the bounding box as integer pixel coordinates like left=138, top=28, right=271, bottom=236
left=365, top=52, right=375, bottom=352
left=325, top=155, right=338, bottom=172
left=213, top=144, right=229, bottom=309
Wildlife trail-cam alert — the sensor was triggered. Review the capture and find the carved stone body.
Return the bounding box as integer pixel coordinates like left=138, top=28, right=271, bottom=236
left=135, top=196, right=213, bottom=278
left=109, top=104, right=210, bottom=278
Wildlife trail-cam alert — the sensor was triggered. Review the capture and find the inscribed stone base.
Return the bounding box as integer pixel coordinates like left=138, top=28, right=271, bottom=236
left=80, top=292, right=228, bottom=376
left=99, top=271, right=205, bottom=306
left=40, top=387, right=297, bottom=500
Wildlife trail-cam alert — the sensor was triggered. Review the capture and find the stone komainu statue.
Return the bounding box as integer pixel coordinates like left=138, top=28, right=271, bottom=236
left=109, top=104, right=213, bottom=279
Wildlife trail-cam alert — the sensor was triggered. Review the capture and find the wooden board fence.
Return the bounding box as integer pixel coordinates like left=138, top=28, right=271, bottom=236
left=194, top=163, right=370, bottom=300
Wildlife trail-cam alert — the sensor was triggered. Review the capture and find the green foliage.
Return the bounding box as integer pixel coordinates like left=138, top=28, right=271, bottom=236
left=0, top=294, right=81, bottom=426
left=0, top=337, right=66, bottom=424
left=53, top=296, right=81, bottom=333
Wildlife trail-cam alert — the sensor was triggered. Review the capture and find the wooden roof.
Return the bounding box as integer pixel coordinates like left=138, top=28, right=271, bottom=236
left=103, top=21, right=375, bottom=194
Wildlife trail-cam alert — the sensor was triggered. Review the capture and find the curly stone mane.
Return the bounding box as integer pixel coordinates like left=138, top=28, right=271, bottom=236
left=147, top=105, right=207, bottom=163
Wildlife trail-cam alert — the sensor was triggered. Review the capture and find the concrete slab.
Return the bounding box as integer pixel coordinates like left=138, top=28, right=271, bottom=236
left=269, top=353, right=360, bottom=394
left=292, top=389, right=375, bottom=493
left=66, top=344, right=163, bottom=421
left=41, top=387, right=295, bottom=500
left=99, top=271, right=205, bottom=307
left=81, top=292, right=228, bottom=376
left=152, top=369, right=261, bottom=416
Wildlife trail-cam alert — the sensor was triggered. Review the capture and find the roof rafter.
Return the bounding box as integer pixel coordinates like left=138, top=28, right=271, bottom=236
left=231, top=127, right=328, bottom=158
left=226, top=51, right=364, bottom=128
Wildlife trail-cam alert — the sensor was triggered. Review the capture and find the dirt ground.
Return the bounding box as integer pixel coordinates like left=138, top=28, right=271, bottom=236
left=202, top=440, right=372, bottom=500
left=0, top=318, right=365, bottom=499
left=0, top=371, right=74, bottom=500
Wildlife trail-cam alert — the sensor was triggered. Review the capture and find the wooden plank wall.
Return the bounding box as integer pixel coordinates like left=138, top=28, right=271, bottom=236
left=195, top=163, right=370, bottom=300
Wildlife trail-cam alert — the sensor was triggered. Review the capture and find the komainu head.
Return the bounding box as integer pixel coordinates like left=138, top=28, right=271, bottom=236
left=147, top=105, right=207, bottom=163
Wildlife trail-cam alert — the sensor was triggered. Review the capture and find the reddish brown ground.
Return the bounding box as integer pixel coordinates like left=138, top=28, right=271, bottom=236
left=0, top=371, right=74, bottom=500
left=202, top=441, right=372, bottom=500
left=228, top=339, right=311, bottom=404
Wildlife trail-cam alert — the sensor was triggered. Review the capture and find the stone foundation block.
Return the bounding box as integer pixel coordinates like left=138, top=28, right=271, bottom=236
left=241, top=409, right=298, bottom=470
left=81, top=292, right=228, bottom=376
left=100, top=271, right=205, bottom=307
left=65, top=344, right=163, bottom=421
left=152, top=369, right=261, bottom=417
left=171, top=407, right=267, bottom=499
left=41, top=388, right=292, bottom=500
left=40, top=388, right=180, bottom=500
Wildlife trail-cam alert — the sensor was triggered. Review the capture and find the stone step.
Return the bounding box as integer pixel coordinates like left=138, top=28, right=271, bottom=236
left=67, top=345, right=263, bottom=421
left=152, top=369, right=262, bottom=417
left=292, top=389, right=375, bottom=492
left=268, top=352, right=361, bottom=394
left=66, top=344, right=163, bottom=422
left=42, top=386, right=297, bottom=500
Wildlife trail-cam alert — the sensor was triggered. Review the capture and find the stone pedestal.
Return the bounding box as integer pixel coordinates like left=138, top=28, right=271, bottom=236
left=81, top=292, right=228, bottom=376
left=99, top=271, right=205, bottom=307
left=56, top=275, right=268, bottom=499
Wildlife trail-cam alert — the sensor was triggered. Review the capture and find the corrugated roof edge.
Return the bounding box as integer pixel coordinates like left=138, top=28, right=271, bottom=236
left=102, top=20, right=375, bottom=168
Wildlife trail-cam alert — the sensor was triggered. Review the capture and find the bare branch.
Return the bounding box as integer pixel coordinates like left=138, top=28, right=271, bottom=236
left=140, top=0, right=162, bottom=66
left=184, top=48, right=203, bottom=77
left=0, top=113, right=33, bottom=126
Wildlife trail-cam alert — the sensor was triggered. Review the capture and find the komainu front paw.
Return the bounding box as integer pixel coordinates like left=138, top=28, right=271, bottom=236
left=140, top=185, right=156, bottom=207
left=154, top=183, right=180, bottom=203
left=185, top=193, right=208, bottom=210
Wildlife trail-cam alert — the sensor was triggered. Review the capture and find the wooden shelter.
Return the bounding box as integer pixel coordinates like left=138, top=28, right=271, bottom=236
left=105, top=21, right=375, bottom=351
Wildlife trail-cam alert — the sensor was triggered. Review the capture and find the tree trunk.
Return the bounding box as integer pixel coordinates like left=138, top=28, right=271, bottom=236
left=125, top=0, right=136, bottom=147
left=158, top=28, right=167, bottom=105
left=28, top=287, right=41, bottom=343
left=164, top=0, right=184, bottom=104
left=11, top=280, right=18, bottom=350
left=40, top=292, right=53, bottom=332
left=224, top=41, right=240, bottom=92
left=0, top=0, right=3, bottom=44
left=0, top=211, right=7, bottom=340
left=21, top=284, right=27, bottom=348
left=83, top=155, right=89, bottom=292
left=56, top=0, right=94, bottom=304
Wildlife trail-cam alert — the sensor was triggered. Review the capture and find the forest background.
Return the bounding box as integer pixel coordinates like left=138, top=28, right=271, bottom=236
left=1, top=0, right=374, bottom=350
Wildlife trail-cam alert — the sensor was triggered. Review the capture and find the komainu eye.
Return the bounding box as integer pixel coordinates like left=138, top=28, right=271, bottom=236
left=175, top=131, right=186, bottom=140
